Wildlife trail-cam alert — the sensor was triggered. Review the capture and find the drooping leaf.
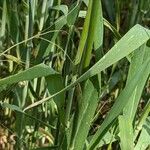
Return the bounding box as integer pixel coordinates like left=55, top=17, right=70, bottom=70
left=0, top=63, right=57, bottom=91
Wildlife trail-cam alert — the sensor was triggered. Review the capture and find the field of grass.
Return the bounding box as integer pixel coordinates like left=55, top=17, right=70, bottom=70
left=0, top=0, right=150, bottom=149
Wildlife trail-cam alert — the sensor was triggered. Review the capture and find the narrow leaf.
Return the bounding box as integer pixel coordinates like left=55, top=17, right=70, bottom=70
left=0, top=63, right=57, bottom=91
left=119, top=115, right=134, bottom=150
left=88, top=58, right=150, bottom=149
left=71, top=80, right=98, bottom=150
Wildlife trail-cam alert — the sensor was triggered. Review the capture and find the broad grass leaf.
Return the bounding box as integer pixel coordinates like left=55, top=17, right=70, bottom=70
left=119, top=44, right=146, bottom=149
left=121, top=45, right=150, bottom=149
left=119, top=115, right=134, bottom=150
left=87, top=57, right=150, bottom=150
left=70, top=80, right=98, bottom=150
left=0, top=63, right=57, bottom=91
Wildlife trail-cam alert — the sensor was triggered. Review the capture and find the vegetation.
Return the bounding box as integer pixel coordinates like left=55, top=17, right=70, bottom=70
left=0, top=0, right=150, bottom=149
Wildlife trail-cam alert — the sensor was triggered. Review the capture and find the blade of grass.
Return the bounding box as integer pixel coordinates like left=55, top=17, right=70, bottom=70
left=119, top=115, right=134, bottom=150
left=83, top=0, right=102, bottom=68
left=118, top=44, right=146, bottom=149
left=121, top=45, right=150, bottom=149
left=87, top=57, right=150, bottom=150
left=74, top=0, right=93, bottom=65
left=69, top=80, right=98, bottom=150
left=0, top=63, right=57, bottom=92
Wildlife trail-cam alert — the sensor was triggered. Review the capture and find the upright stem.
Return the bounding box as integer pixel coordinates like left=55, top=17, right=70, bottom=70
left=22, top=0, right=33, bottom=108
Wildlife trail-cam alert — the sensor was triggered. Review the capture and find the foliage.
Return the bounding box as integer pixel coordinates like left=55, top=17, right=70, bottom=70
left=0, top=0, right=150, bottom=149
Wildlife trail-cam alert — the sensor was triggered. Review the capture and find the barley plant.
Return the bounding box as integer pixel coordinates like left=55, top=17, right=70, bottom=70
left=0, top=0, right=150, bottom=150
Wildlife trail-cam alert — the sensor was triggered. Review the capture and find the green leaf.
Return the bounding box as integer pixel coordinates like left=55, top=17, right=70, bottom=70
left=75, top=0, right=103, bottom=68
left=87, top=57, right=150, bottom=149
left=70, top=80, right=98, bottom=150
left=119, top=115, right=134, bottom=150
left=93, top=0, right=103, bottom=51
left=83, top=0, right=103, bottom=68
left=121, top=45, right=150, bottom=150
left=0, top=63, right=57, bottom=91
left=74, top=0, right=93, bottom=65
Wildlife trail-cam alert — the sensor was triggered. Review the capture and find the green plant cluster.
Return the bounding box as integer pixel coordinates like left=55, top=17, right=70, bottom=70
left=0, top=0, right=150, bottom=150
